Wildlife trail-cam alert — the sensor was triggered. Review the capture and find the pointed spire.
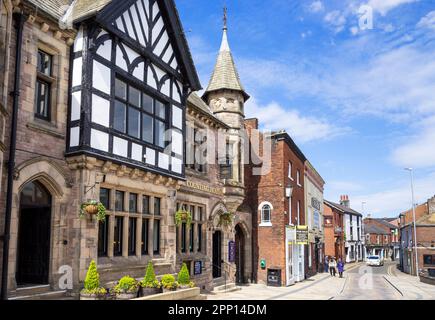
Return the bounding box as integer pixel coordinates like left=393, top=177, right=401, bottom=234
left=203, top=7, right=249, bottom=101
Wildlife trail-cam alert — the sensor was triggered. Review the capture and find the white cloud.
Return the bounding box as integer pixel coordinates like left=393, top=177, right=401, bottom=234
left=245, top=97, right=349, bottom=144
left=417, top=10, right=435, bottom=30
left=366, top=0, right=419, bottom=16
left=392, top=116, right=435, bottom=168
left=324, top=10, right=347, bottom=33
left=350, top=172, right=435, bottom=217
left=309, top=1, right=324, bottom=13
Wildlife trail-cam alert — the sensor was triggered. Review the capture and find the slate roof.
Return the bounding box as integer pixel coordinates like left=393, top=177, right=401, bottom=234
left=364, top=224, right=389, bottom=235
left=203, top=28, right=249, bottom=101
left=371, top=218, right=397, bottom=229
left=27, top=0, right=71, bottom=19
left=324, top=200, right=363, bottom=217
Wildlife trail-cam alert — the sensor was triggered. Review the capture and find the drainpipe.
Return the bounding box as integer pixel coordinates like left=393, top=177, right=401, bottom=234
left=1, top=11, right=26, bottom=301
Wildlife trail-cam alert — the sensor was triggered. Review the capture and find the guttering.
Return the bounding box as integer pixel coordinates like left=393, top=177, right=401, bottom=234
left=1, top=11, right=26, bottom=301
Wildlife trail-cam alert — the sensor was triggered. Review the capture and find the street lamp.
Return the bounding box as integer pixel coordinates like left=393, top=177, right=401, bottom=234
left=405, top=168, right=419, bottom=276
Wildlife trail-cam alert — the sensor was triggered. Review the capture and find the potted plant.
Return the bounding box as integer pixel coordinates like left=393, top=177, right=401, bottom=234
left=139, top=262, right=161, bottom=296
left=175, top=209, right=192, bottom=227
left=177, top=263, right=195, bottom=289
left=110, top=276, right=138, bottom=300
left=79, top=200, right=106, bottom=222
left=161, top=274, right=178, bottom=293
left=218, top=212, right=234, bottom=229
left=80, top=260, right=107, bottom=300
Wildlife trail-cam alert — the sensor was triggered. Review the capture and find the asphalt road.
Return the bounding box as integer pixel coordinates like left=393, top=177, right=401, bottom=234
left=333, top=261, right=402, bottom=300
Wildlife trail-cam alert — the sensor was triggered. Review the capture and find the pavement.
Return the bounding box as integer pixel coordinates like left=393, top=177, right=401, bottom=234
left=206, top=261, right=435, bottom=300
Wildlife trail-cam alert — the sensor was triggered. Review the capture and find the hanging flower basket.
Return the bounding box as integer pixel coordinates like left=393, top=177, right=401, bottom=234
left=175, top=209, right=192, bottom=227
left=80, top=200, right=107, bottom=222
left=218, top=212, right=234, bottom=229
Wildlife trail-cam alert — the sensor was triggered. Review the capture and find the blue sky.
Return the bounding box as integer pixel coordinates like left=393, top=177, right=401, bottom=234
left=176, top=0, right=435, bottom=218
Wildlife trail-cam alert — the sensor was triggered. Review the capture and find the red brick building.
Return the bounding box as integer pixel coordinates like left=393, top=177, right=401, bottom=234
left=244, top=121, right=307, bottom=286
left=399, top=196, right=435, bottom=277
left=364, top=217, right=399, bottom=260
left=323, top=200, right=345, bottom=260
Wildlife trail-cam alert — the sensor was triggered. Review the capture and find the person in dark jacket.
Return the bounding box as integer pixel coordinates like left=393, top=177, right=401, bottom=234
left=324, top=256, right=329, bottom=273
left=337, top=258, right=345, bottom=278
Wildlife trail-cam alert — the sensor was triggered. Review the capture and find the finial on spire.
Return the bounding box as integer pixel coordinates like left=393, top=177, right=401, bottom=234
left=223, top=6, right=228, bottom=30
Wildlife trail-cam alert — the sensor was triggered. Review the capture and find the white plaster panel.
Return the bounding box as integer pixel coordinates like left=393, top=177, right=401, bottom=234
left=116, top=45, right=128, bottom=71
left=71, top=91, right=81, bottom=121
left=69, top=127, right=80, bottom=147
left=162, top=43, right=173, bottom=64
left=123, top=11, right=136, bottom=41
left=171, top=130, right=183, bottom=155
left=171, top=157, right=182, bottom=174
left=72, top=57, right=82, bottom=87
left=133, top=62, right=144, bottom=81
left=92, top=60, right=111, bottom=95
left=130, top=5, right=146, bottom=46
left=147, top=67, right=157, bottom=89
left=115, top=17, right=125, bottom=33
left=131, top=143, right=143, bottom=162
left=90, top=129, right=109, bottom=152
left=124, top=44, right=140, bottom=64
left=154, top=29, right=168, bottom=57
left=172, top=105, right=182, bottom=129
left=91, top=94, right=110, bottom=127
left=113, top=136, right=128, bottom=157
left=161, top=78, right=170, bottom=97
left=96, top=39, right=112, bottom=61
left=74, top=27, right=83, bottom=52
left=145, top=148, right=156, bottom=166
left=158, top=152, right=169, bottom=170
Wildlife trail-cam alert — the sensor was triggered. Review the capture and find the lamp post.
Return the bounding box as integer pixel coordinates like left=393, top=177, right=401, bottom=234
left=405, top=168, right=419, bottom=276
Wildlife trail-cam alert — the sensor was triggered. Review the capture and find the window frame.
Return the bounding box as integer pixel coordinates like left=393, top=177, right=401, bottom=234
left=260, top=204, right=272, bottom=226
left=35, top=49, right=54, bottom=121
left=113, top=76, right=169, bottom=151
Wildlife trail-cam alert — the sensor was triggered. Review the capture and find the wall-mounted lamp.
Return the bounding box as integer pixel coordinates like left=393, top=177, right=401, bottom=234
left=286, top=186, right=293, bottom=198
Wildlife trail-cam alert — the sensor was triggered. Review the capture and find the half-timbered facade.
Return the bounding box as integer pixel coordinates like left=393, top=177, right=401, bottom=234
left=0, top=0, right=201, bottom=299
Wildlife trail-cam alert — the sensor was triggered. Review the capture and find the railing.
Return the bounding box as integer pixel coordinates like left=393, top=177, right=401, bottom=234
left=212, top=260, right=233, bottom=291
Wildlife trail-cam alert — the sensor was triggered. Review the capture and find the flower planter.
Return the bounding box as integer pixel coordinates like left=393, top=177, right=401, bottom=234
left=162, top=288, right=177, bottom=294
left=84, top=204, right=98, bottom=215
left=115, top=292, right=137, bottom=300
left=139, top=287, right=161, bottom=297
left=80, top=293, right=106, bottom=300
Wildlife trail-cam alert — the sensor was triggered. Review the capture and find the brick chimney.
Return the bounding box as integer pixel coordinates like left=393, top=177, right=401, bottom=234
left=340, top=195, right=350, bottom=208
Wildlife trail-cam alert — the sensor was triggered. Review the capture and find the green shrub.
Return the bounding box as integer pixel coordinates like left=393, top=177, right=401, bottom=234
left=141, top=262, right=161, bottom=288
left=84, top=260, right=100, bottom=291
left=177, top=263, right=190, bottom=285
left=111, top=276, right=138, bottom=294
left=161, top=274, right=178, bottom=290
left=81, top=260, right=107, bottom=295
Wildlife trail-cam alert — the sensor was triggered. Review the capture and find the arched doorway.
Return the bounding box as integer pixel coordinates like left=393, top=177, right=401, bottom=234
left=212, top=231, right=222, bottom=278
left=16, top=181, right=52, bottom=285
left=235, top=224, right=245, bottom=283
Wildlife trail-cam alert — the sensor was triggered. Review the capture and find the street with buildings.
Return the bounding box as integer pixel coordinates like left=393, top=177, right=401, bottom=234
left=0, top=0, right=434, bottom=302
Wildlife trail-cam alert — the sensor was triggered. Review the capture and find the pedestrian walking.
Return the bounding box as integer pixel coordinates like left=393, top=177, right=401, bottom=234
left=337, top=258, right=344, bottom=278
left=324, top=256, right=329, bottom=273
left=329, top=257, right=337, bottom=277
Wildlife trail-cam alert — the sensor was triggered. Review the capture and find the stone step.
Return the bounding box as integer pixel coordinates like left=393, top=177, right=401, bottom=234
left=10, top=284, right=51, bottom=297
left=213, top=283, right=241, bottom=293
left=9, top=289, right=69, bottom=300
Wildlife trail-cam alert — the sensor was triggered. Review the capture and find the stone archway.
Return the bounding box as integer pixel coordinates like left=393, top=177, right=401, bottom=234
left=16, top=181, right=52, bottom=285
left=8, top=158, right=72, bottom=291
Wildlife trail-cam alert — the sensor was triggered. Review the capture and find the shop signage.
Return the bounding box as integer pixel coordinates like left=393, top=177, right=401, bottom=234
left=228, top=241, right=236, bottom=263
left=311, top=197, right=321, bottom=211
left=296, top=225, right=309, bottom=245
left=186, top=180, right=223, bottom=195
left=194, top=261, right=202, bottom=275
